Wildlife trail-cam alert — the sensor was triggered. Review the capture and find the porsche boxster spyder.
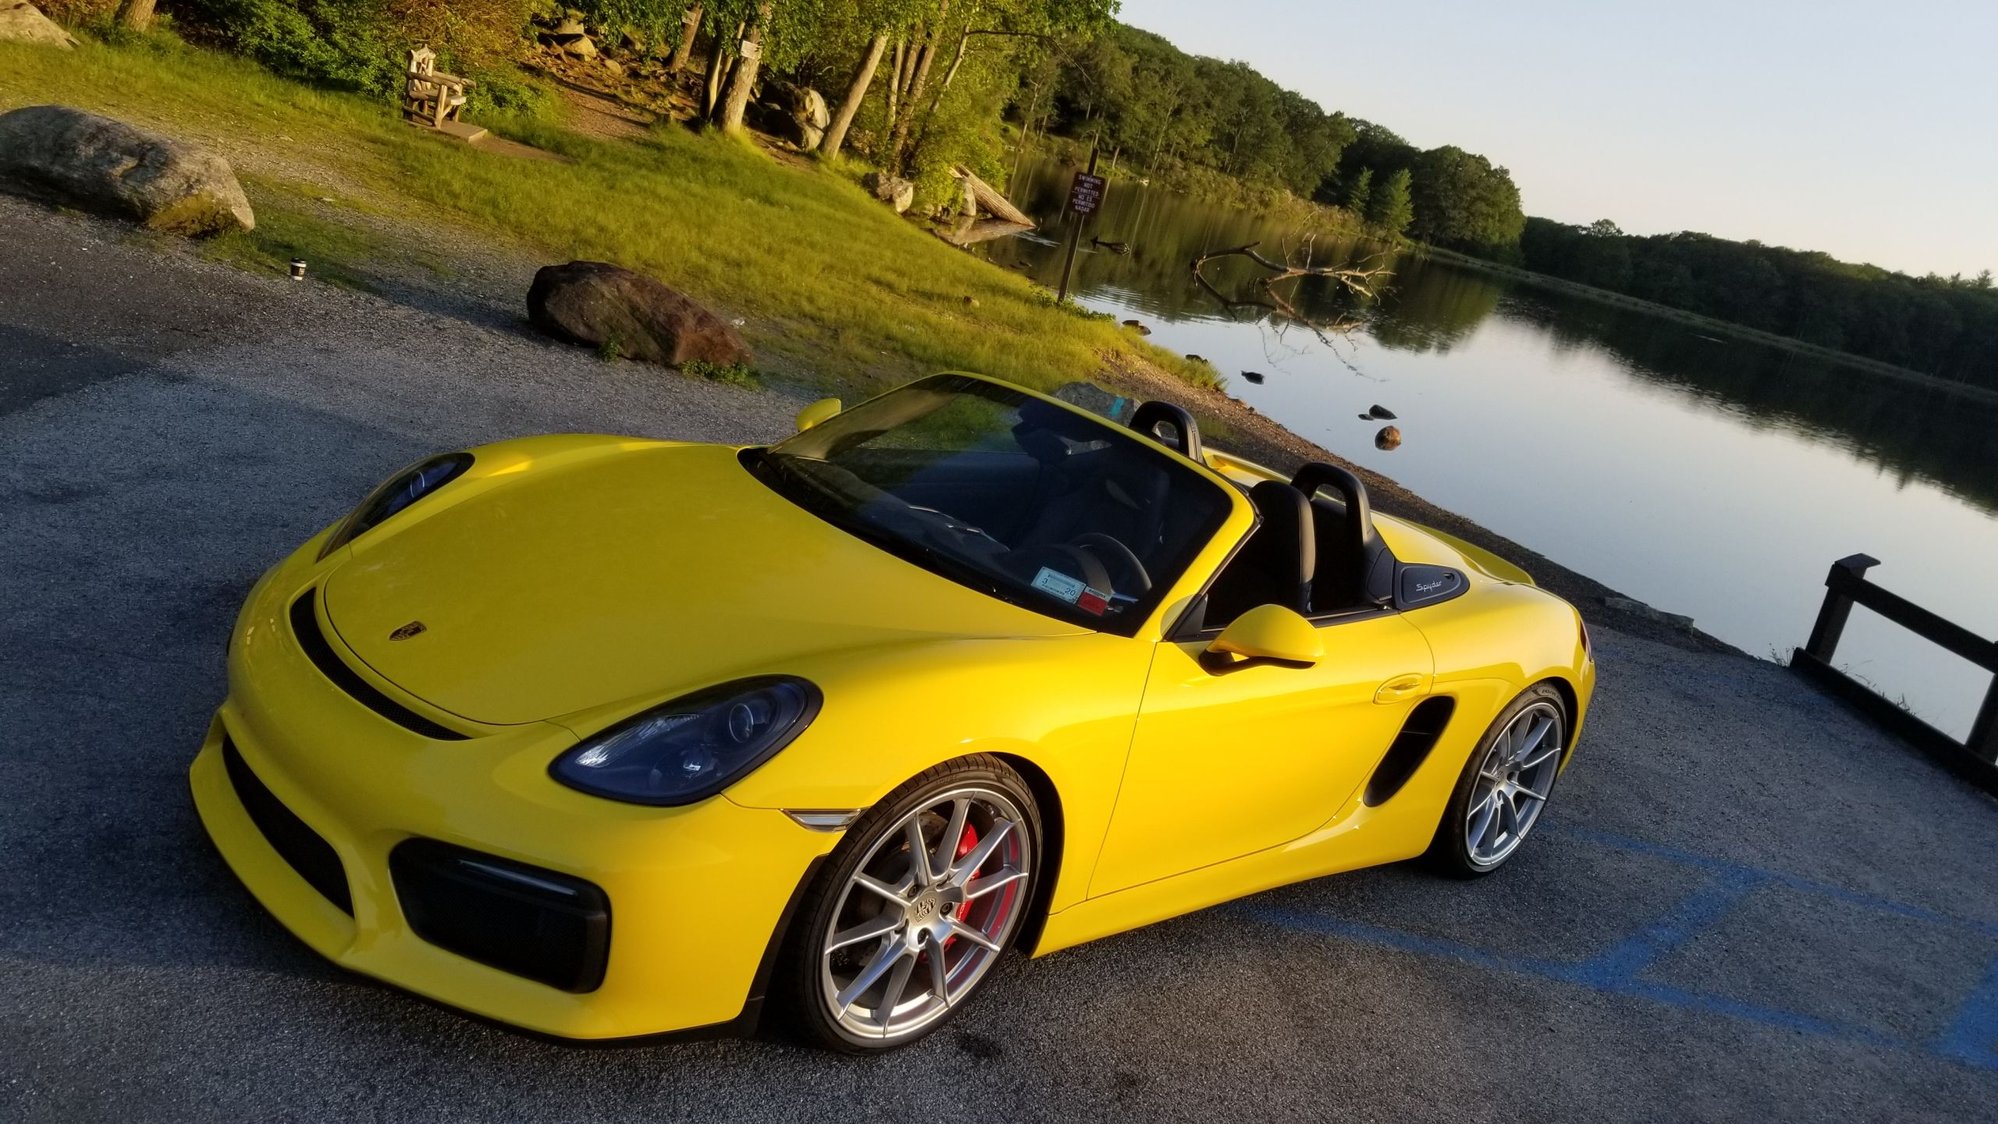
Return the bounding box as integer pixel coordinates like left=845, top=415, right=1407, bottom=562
left=191, top=372, right=1594, bottom=1051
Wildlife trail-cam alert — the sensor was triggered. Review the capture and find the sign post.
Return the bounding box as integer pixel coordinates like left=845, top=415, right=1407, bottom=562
left=1055, top=142, right=1103, bottom=304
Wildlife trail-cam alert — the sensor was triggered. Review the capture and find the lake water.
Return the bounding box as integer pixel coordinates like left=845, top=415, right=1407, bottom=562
left=981, top=157, right=1998, bottom=739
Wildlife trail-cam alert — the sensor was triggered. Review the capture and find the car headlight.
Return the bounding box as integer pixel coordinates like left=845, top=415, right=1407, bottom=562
left=318, top=452, right=473, bottom=559
left=549, top=678, right=822, bottom=806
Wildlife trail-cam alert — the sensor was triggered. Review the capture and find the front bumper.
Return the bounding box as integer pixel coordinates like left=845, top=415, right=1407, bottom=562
left=189, top=547, right=838, bottom=1040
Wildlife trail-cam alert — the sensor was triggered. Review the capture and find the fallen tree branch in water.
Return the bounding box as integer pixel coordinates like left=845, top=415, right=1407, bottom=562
left=1190, top=241, right=1392, bottom=341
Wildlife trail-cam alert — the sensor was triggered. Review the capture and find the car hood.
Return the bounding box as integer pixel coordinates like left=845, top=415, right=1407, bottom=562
left=321, top=441, right=1082, bottom=725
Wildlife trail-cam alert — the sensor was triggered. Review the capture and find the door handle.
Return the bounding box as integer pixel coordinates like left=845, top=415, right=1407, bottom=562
left=1374, top=673, right=1426, bottom=704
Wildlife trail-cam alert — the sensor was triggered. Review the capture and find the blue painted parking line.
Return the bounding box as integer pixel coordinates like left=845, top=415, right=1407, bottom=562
left=1556, top=866, right=1765, bottom=986
left=1936, top=955, right=1998, bottom=1069
left=1234, top=826, right=1998, bottom=1073
left=1546, top=823, right=1998, bottom=938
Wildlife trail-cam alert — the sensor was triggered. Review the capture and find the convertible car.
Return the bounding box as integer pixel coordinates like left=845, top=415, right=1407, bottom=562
left=191, top=372, right=1594, bottom=1052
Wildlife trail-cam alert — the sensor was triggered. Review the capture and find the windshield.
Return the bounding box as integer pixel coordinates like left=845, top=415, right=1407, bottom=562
left=750, top=375, right=1234, bottom=634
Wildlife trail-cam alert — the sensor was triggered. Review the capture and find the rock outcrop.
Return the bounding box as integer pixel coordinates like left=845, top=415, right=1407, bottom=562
left=863, top=171, right=915, bottom=214
left=527, top=261, right=751, bottom=369
left=0, top=106, right=254, bottom=235
left=0, top=0, right=75, bottom=48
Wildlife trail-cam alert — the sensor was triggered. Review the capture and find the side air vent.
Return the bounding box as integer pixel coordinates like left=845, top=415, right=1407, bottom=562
left=289, top=590, right=468, bottom=741
left=1364, top=696, right=1458, bottom=806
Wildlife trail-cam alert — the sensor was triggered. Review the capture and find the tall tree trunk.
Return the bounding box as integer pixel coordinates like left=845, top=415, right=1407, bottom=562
left=936, top=30, right=971, bottom=92
left=908, top=28, right=968, bottom=173
left=821, top=32, right=887, bottom=160
left=667, top=4, right=702, bottom=72
left=888, top=10, right=945, bottom=174
left=702, top=19, right=739, bottom=119
left=115, top=0, right=156, bottom=30
left=716, top=2, right=772, bottom=134
left=880, top=38, right=906, bottom=150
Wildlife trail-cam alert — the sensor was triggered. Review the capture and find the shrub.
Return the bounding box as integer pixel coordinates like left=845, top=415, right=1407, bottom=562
left=180, top=0, right=536, bottom=97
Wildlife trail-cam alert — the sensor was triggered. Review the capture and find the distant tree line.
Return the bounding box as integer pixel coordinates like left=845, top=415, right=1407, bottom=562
left=1520, top=219, right=1998, bottom=389
left=1035, top=22, right=1525, bottom=254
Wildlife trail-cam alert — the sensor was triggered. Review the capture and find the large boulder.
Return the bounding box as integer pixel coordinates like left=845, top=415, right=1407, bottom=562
left=0, top=106, right=253, bottom=235
left=863, top=170, right=915, bottom=214
left=0, top=0, right=75, bottom=48
left=753, top=84, right=831, bottom=150
left=528, top=261, right=751, bottom=369
left=789, top=87, right=829, bottom=151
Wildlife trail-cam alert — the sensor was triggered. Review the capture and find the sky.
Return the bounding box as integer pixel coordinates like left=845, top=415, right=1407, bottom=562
left=1117, top=0, right=1998, bottom=278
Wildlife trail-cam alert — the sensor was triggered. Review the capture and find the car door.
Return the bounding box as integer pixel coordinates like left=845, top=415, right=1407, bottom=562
left=1087, top=610, right=1435, bottom=896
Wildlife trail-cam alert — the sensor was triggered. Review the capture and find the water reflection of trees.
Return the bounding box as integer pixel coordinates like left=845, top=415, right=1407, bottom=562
left=983, top=160, right=1998, bottom=514
left=1505, top=295, right=1998, bottom=512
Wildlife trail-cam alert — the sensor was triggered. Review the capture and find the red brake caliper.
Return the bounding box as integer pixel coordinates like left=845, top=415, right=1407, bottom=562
left=940, top=824, right=978, bottom=954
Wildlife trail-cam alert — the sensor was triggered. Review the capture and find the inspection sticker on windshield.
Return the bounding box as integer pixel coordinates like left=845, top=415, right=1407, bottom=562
left=1031, top=567, right=1087, bottom=604
left=1031, top=567, right=1111, bottom=615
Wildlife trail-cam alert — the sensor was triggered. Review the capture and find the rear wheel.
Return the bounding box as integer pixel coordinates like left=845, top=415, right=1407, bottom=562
left=1427, top=684, right=1567, bottom=877
left=780, top=757, right=1040, bottom=1052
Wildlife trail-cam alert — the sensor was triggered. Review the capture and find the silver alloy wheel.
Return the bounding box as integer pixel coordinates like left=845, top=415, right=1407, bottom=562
left=818, top=786, right=1033, bottom=1041
left=1465, top=701, right=1565, bottom=867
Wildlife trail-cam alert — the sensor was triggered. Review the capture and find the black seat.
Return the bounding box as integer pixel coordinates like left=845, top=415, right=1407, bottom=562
left=1202, top=480, right=1315, bottom=627
left=1291, top=462, right=1391, bottom=612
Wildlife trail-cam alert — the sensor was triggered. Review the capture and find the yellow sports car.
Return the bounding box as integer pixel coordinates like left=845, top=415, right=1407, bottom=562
left=191, top=372, right=1594, bottom=1052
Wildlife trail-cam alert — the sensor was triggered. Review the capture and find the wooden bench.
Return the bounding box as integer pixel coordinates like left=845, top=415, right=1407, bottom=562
left=403, top=48, right=473, bottom=130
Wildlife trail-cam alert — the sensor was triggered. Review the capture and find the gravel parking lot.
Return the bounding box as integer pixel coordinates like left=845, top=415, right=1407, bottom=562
left=4, top=200, right=1996, bottom=1122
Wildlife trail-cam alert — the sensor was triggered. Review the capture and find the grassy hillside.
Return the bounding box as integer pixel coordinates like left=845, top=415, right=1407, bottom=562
left=0, top=34, right=1220, bottom=397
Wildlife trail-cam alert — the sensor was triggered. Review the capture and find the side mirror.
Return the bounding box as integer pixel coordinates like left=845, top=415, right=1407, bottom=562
left=795, top=398, right=842, bottom=432
left=1206, top=604, right=1322, bottom=666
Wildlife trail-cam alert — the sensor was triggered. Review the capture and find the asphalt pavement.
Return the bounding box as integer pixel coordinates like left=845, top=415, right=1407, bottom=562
left=4, top=198, right=1997, bottom=1122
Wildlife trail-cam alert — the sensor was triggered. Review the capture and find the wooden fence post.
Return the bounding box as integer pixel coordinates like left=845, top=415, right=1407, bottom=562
left=1801, top=553, right=1880, bottom=663
left=1971, top=681, right=1998, bottom=765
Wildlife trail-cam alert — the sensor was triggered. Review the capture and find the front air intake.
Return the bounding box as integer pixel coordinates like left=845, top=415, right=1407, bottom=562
left=390, top=840, right=612, bottom=993
left=222, top=737, right=352, bottom=914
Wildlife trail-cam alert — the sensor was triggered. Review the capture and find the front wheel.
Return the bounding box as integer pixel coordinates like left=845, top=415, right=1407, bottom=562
left=779, top=756, right=1041, bottom=1052
left=1427, top=684, right=1568, bottom=877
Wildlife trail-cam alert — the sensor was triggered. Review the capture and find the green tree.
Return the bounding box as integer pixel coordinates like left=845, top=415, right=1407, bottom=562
left=1368, top=168, right=1413, bottom=239
left=1343, top=167, right=1372, bottom=215
left=1407, top=145, right=1525, bottom=251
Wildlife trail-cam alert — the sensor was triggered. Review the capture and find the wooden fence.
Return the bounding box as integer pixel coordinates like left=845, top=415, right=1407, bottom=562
left=1790, top=554, right=1998, bottom=796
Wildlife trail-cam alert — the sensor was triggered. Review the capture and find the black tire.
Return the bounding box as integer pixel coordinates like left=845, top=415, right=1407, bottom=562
left=1425, top=683, right=1569, bottom=878
left=777, top=755, right=1043, bottom=1053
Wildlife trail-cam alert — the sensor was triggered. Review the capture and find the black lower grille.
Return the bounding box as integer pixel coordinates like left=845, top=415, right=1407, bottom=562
left=390, top=839, right=611, bottom=993
left=222, top=737, right=353, bottom=914
left=288, top=590, right=467, bottom=741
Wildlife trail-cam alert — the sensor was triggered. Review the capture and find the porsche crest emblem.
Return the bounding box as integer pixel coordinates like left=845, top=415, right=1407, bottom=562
left=388, top=621, right=428, bottom=641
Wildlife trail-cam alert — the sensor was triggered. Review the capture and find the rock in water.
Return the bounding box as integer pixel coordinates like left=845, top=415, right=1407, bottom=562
left=1242, top=370, right=1265, bottom=384
left=0, top=106, right=253, bottom=234
left=863, top=171, right=915, bottom=214
left=0, top=0, right=75, bottom=48
left=1374, top=425, right=1402, bottom=451
left=528, top=261, right=752, bottom=369
left=1367, top=403, right=1397, bottom=420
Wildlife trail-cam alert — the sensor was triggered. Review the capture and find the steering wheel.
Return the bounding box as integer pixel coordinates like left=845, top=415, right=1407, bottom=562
left=1067, top=532, right=1152, bottom=596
